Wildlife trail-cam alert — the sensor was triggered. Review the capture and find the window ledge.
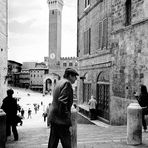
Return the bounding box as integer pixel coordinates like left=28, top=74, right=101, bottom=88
left=84, top=4, right=90, bottom=13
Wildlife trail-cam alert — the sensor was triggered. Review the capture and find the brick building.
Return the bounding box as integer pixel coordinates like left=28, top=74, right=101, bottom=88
left=29, top=67, right=48, bottom=92
left=0, top=0, right=8, bottom=106
left=77, top=0, right=148, bottom=125
left=21, top=62, right=48, bottom=92
left=19, top=69, right=30, bottom=88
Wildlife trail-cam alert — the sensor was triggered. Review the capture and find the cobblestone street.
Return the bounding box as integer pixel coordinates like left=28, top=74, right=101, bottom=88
left=5, top=110, right=148, bottom=148
left=4, top=88, right=148, bottom=148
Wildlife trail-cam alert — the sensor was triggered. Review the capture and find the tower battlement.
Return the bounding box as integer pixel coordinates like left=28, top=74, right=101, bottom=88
left=47, top=0, right=63, bottom=11
left=60, top=57, right=77, bottom=60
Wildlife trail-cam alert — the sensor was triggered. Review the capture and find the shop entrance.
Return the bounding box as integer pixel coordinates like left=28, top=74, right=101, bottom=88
left=96, top=71, right=110, bottom=121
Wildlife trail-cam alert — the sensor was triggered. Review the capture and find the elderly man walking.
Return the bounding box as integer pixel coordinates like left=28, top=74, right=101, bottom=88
left=48, top=68, right=79, bottom=148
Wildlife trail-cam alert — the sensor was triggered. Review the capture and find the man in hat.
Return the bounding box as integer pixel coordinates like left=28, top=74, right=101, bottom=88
left=48, top=68, right=79, bottom=148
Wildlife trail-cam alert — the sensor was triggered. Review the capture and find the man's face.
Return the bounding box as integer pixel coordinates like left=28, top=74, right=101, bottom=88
left=69, top=74, right=77, bottom=84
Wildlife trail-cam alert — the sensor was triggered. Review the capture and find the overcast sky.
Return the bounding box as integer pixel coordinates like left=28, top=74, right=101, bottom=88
left=8, top=0, right=77, bottom=63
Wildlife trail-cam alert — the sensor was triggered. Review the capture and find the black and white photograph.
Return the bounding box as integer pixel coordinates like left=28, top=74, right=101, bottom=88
left=1, top=0, right=148, bottom=148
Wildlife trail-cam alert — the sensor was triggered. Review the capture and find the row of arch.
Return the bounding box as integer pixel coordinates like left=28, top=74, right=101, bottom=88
left=82, top=70, right=110, bottom=121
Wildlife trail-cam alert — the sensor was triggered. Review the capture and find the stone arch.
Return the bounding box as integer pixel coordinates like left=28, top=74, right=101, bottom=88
left=45, top=78, right=52, bottom=94
left=43, top=73, right=60, bottom=95
left=82, top=72, right=91, bottom=103
left=97, top=71, right=109, bottom=83
left=96, top=70, right=110, bottom=122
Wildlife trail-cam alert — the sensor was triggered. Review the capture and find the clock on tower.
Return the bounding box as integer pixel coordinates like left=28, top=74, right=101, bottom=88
left=50, top=53, right=55, bottom=60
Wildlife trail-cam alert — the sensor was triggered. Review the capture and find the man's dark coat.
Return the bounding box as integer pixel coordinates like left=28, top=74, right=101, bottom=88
left=48, top=78, right=73, bottom=126
left=1, top=96, right=18, bottom=124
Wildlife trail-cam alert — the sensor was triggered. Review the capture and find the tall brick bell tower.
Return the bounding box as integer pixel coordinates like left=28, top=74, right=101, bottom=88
left=47, top=0, right=63, bottom=70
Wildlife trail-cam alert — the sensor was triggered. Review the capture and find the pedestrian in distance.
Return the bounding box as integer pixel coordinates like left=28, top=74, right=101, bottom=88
left=47, top=67, right=79, bottom=148
left=46, top=103, right=52, bottom=127
left=27, top=108, right=32, bottom=119
left=34, top=106, right=38, bottom=114
left=1, top=89, right=19, bottom=141
left=135, top=84, right=148, bottom=132
left=42, top=111, right=47, bottom=122
left=88, top=95, right=97, bottom=120
left=41, top=101, right=43, bottom=106
left=20, top=108, right=25, bottom=118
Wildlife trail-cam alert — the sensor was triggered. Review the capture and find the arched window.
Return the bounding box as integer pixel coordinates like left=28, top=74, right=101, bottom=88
left=96, top=71, right=110, bottom=121
left=97, top=71, right=109, bottom=83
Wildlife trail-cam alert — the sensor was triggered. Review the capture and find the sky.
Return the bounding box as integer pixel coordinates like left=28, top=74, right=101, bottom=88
left=8, top=0, right=77, bottom=63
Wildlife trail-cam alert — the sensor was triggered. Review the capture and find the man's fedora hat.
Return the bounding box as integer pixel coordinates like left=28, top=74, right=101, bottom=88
left=65, top=68, right=79, bottom=76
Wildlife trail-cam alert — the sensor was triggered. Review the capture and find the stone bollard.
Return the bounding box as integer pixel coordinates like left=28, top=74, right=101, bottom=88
left=127, top=103, right=142, bottom=145
left=0, top=109, right=6, bottom=148
left=71, top=108, right=77, bottom=148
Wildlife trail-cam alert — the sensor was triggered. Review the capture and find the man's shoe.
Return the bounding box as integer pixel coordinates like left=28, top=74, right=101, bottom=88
left=14, top=137, right=18, bottom=141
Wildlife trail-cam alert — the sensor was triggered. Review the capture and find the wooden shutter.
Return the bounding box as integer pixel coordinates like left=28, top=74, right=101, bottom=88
left=84, top=31, right=87, bottom=54
left=98, top=21, right=103, bottom=49
left=84, top=28, right=91, bottom=55
left=102, top=18, right=108, bottom=49
left=87, top=28, right=91, bottom=54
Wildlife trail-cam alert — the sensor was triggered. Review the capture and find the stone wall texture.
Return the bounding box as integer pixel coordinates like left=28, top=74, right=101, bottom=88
left=78, top=0, right=148, bottom=125
left=110, top=0, right=148, bottom=124
left=0, top=0, right=7, bottom=106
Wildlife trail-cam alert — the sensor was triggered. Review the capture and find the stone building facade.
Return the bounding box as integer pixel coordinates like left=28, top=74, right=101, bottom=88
left=0, top=0, right=8, bottom=106
left=29, top=68, right=48, bottom=92
left=77, top=0, right=112, bottom=124
left=19, top=69, right=30, bottom=88
left=7, top=60, right=22, bottom=86
left=43, top=56, right=78, bottom=94
left=21, top=62, right=48, bottom=92
left=77, top=0, right=148, bottom=125
left=111, top=0, right=148, bottom=124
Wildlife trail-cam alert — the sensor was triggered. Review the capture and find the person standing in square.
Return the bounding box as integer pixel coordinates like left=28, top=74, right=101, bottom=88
left=88, top=95, right=97, bottom=120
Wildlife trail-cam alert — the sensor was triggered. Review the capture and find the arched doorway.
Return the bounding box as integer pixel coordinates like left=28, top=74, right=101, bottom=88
left=45, top=78, right=52, bottom=94
left=83, top=73, right=91, bottom=103
left=96, top=71, right=110, bottom=121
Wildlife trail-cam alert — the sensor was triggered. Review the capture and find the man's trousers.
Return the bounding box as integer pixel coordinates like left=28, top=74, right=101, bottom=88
left=48, top=123, right=71, bottom=148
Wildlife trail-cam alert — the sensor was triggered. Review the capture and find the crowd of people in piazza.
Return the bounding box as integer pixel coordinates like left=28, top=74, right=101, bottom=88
left=1, top=67, right=148, bottom=148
